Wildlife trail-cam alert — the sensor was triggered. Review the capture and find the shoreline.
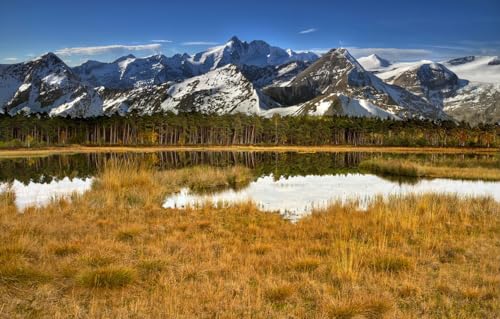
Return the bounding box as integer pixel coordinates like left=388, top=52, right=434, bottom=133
left=0, top=145, right=498, bottom=158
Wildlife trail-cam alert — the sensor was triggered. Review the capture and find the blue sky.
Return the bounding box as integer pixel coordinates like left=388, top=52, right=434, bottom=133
left=1, top=0, right=499, bottom=65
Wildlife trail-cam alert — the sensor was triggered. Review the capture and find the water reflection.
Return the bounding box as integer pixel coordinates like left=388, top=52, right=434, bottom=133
left=163, top=174, right=500, bottom=222
left=0, top=177, right=94, bottom=210
left=0, top=151, right=493, bottom=185
left=1, top=151, right=497, bottom=214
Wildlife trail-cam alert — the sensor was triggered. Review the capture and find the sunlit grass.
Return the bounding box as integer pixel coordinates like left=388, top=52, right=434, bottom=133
left=360, top=158, right=500, bottom=180
left=77, top=267, right=136, bottom=288
left=0, top=161, right=498, bottom=318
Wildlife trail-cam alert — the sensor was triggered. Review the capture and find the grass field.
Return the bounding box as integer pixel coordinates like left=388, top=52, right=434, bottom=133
left=360, top=157, right=500, bottom=181
left=0, top=145, right=498, bottom=158
left=0, top=161, right=499, bottom=318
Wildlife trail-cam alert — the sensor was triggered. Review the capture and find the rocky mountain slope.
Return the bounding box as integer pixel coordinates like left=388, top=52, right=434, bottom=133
left=160, top=64, right=277, bottom=115
left=364, top=55, right=500, bottom=124
left=72, top=37, right=319, bottom=90
left=74, top=54, right=193, bottom=89
left=0, top=53, right=102, bottom=117
left=262, top=49, right=446, bottom=120
left=376, top=62, right=460, bottom=108
left=187, top=36, right=318, bottom=74
left=0, top=39, right=499, bottom=124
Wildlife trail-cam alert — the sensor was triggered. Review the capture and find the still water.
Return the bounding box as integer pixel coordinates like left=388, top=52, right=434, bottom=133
left=163, top=174, right=500, bottom=221
left=1, top=151, right=498, bottom=217
left=0, top=177, right=93, bottom=210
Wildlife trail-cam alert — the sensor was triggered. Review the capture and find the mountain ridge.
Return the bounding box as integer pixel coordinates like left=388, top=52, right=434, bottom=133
left=1, top=39, right=499, bottom=124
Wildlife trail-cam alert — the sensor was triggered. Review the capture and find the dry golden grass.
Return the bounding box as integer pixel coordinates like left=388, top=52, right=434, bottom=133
left=0, top=162, right=499, bottom=318
left=360, top=158, right=500, bottom=181
left=0, top=145, right=497, bottom=158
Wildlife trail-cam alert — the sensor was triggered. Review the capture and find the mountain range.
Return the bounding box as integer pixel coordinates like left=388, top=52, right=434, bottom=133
left=1, top=36, right=499, bottom=124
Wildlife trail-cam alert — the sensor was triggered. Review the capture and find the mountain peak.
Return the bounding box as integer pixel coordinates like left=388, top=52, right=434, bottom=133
left=39, top=52, right=62, bottom=61
left=358, top=53, right=391, bottom=70
left=228, top=36, right=242, bottom=44
left=114, top=54, right=136, bottom=63
left=332, top=48, right=364, bottom=69
left=488, top=56, right=500, bottom=66
left=34, top=52, right=66, bottom=66
left=447, top=56, right=475, bottom=66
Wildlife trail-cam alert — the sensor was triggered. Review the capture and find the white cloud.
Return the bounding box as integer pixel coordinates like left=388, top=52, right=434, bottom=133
left=299, top=28, right=317, bottom=35
left=296, top=48, right=330, bottom=55
left=151, top=39, right=172, bottom=43
left=4, top=57, right=18, bottom=62
left=346, top=47, right=433, bottom=61
left=422, top=42, right=500, bottom=59
left=55, top=44, right=162, bottom=56
left=296, top=47, right=434, bottom=62
left=181, top=41, right=218, bottom=46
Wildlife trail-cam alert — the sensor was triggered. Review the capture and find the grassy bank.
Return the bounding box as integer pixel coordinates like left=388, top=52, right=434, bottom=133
left=360, top=158, right=500, bottom=181
left=0, top=145, right=498, bottom=158
left=0, top=163, right=499, bottom=318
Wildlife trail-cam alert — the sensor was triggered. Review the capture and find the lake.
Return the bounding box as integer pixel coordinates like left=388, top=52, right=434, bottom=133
left=1, top=151, right=499, bottom=218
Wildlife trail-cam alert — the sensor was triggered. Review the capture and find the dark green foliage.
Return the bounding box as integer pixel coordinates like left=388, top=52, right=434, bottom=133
left=0, top=113, right=498, bottom=148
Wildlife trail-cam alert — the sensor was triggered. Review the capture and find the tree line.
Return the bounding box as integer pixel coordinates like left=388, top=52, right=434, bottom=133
left=0, top=113, right=499, bottom=148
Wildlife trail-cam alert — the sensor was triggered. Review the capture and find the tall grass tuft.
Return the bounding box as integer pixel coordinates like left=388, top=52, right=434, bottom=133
left=77, top=267, right=136, bottom=288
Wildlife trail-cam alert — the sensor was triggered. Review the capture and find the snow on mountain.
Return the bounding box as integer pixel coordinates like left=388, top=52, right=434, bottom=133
left=72, top=37, right=319, bottom=90
left=239, top=61, right=311, bottom=88
left=444, top=82, right=500, bottom=124
left=357, top=54, right=391, bottom=71
left=187, top=36, right=319, bottom=74
left=160, top=64, right=277, bottom=115
left=1, top=44, right=499, bottom=124
left=74, top=54, right=193, bottom=89
left=0, top=53, right=102, bottom=117
left=100, top=84, right=170, bottom=115
left=0, top=64, right=23, bottom=110
left=369, top=56, right=500, bottom=124
left=376, top=61, right=459, bottom=108
left=443, top=56, right=500, bottom=84
left=263, top=49, right=444, bottom=120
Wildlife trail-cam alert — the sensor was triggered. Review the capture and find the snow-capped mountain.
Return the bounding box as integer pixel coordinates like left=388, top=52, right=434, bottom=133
left=442, top=56, right=500, bottom=124
left=72, top=37, right=319, bottom=90
left=160, top=64, right=277, bottom=115
left=368, top=55, right=500, bottom=124
left=1, top=41, right=499, bottom=124
left=100, top=83, right=170, bottom=115
left=0, top=53, right=102, bottom=117
left=443, top=56, right=500, bottom=84
left=358, top=54, right=391, bottom=71
left=377, top=62, right=459, bottom=108
left=187, top=36, right=319, bottom=74
left=262, top=49, right=445, bottom=119
left=239, top=61, right=312, bottom=88
left=444, top=82, right=500, bottom=124
left=74, top=54, right=193, bottom=89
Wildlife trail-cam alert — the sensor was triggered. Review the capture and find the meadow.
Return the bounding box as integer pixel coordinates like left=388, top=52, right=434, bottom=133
left=359, top=156, right=500, bottom=181
left=0, top=161, right=498, bottom=318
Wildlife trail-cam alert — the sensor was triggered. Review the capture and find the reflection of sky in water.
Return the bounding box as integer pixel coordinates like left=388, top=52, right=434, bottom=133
left=0, top=177, right=94, bottom=210
left=163, top=174, right=500, bottom=221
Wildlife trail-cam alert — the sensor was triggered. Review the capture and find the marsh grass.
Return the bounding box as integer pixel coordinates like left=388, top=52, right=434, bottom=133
left=360, top=158, right=500, bottom=181
left=0, top=161, right=498, bottom=318
left=0, top=263, right=50, bottom=285
left=77, top=267, right=136, bottom=288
